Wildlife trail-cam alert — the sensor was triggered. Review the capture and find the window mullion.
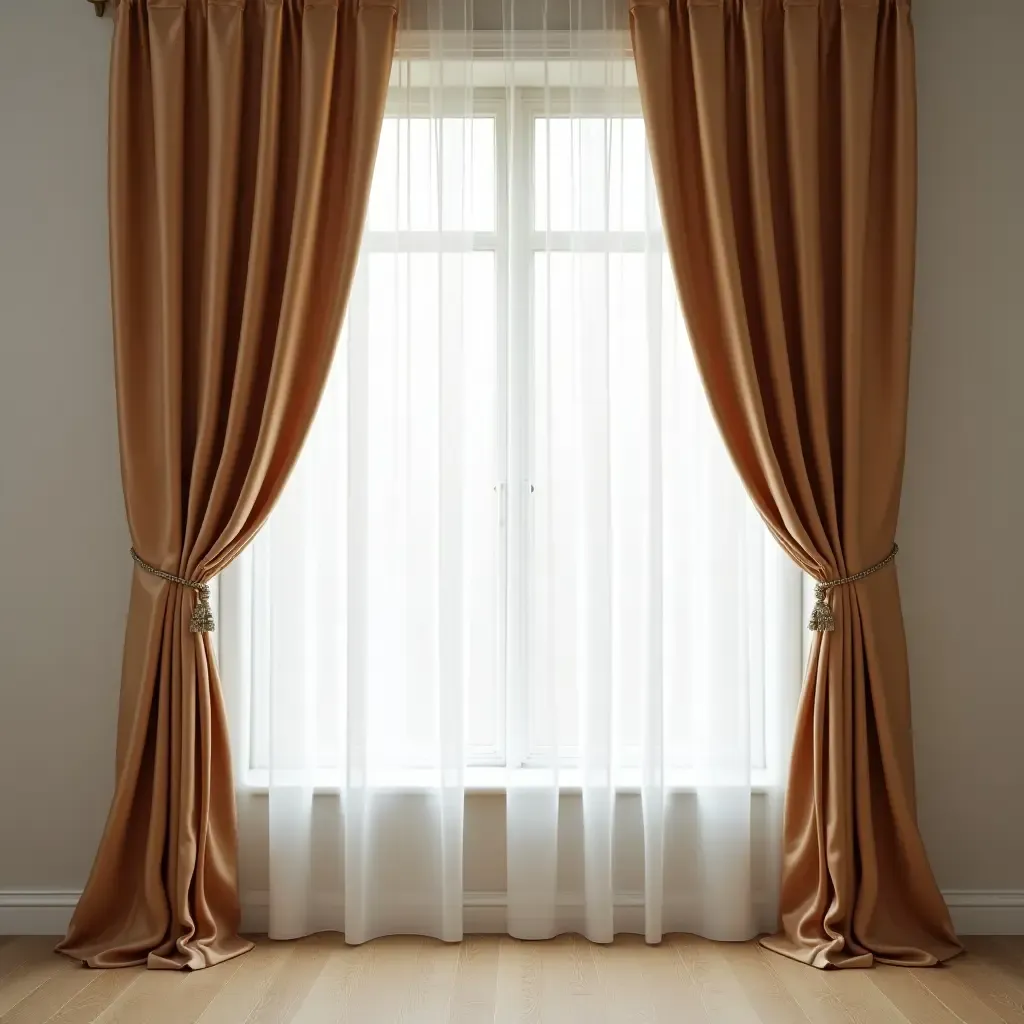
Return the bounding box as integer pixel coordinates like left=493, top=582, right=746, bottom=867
left=504, top=91, right=534, bottom=771
left=491, top=89, right=512, bottom=769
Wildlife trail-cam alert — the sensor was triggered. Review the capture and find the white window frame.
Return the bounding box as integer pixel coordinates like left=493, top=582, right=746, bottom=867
left=224, top=82, right=804, bottom=794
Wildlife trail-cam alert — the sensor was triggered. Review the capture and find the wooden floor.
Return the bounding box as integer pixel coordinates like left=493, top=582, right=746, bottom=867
left=1, top=934, right=1023, bottom=1023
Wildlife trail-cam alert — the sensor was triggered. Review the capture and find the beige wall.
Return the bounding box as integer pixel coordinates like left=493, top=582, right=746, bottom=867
left=0, top=0, right=1021, bottom=900
left=904, top=0, right=1024, bottom=891
left=0, top=1, right=126, bottom=890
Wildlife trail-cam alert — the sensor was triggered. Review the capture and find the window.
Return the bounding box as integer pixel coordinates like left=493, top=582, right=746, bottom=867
left=231, top=83, right=797, bottom=788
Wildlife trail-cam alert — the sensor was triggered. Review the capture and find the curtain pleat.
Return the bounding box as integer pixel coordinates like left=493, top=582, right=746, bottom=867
left=632, top=0, right=962, bottom=968
left=57, top=0, right=396, bottom=970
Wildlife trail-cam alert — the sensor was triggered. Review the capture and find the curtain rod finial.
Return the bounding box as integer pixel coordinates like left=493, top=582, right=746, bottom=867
left=87, top=0, right=107, bottom=17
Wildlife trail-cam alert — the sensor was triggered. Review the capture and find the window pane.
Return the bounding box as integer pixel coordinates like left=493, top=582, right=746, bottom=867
left=529, top=251, right=768, bottom=770
left=360, top=253, right=501, bottom=763
left=534, top=117, right=648, bottom=232
left=248, top=252, right=502, bottom=771
left=659, top=256, right=769, bottom=773
left=369, top=117, right=496, bottom=232
left=529, top=252, right=649, bottom=760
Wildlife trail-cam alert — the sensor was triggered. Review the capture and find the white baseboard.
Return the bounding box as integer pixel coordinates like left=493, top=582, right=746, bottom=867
left=4, top=888, right=1022, bottom=938
left=0, top=891, right=80, bottom=936
left=942, top=891, right=1024, bottom=936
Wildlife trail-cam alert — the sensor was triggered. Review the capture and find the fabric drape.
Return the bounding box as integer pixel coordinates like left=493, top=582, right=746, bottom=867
left=631, top=0, right=961, bottom=967
left=57, top=0, right=396, bottom=970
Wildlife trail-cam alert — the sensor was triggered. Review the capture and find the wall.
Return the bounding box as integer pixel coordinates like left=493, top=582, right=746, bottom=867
left=0, top=0, right=1021, bottom=923
left=904, top=0, right=1024, bottom=894
left=0, top=1, right=126, bottom=892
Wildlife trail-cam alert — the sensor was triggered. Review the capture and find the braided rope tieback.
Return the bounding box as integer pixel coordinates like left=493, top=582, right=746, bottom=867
left=808, top=543, right=899, bottom=633
left=130, top=549, right=215, bottom=634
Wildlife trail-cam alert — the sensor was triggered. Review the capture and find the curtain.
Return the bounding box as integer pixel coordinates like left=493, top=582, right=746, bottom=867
left=58, top=0, right=396, bottom=970
left=223, top=0, right=804, bottom=945
left=631, top=0, right=961, bottom=967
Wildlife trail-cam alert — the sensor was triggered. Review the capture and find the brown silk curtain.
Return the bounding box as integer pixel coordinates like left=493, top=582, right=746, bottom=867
left=57, top=0, right=396, bottom=970
left=631, top=0, right=961, bottom=968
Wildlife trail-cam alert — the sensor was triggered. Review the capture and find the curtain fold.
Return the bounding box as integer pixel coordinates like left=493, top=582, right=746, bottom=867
left=57, top=0, right=396, bottom=970
left=631, top=0, right=961, bottom=968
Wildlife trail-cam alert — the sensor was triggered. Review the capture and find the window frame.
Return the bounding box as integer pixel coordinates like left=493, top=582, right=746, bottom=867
left=224, top=82, right=802, bottom=794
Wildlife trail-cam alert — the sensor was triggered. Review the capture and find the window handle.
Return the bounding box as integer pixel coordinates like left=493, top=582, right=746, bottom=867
left=494, top=482, right=506, bottom=529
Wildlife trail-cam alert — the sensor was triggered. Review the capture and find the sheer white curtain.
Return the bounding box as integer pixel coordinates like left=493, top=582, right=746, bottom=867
left=220, top=0, right=803, bottom=945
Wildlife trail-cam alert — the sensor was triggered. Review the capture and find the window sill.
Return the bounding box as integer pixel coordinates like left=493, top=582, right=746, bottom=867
left=241, top=766, right=777, bottom=796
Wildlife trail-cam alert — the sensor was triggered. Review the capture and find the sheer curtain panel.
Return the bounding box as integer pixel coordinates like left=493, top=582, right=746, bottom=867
left=221, top=0, right=804, bottom=944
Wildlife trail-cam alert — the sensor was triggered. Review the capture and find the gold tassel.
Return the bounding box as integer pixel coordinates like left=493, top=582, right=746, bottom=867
left=807, top=582, right=835, bottom=633
left=805, top=545, right=900, bottom=633
left=189, top=584, right=216, bottom=634
left=130, top=549, right=217, bottom=634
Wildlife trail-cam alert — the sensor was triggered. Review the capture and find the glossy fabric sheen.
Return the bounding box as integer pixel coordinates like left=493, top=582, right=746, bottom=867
left=631, top=0, right=962, bottom=968
left=57, top=0, right=395, bottom=969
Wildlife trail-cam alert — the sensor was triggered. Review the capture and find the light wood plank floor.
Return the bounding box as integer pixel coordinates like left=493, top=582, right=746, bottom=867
left=1, top=934, right=1022, bottom=1023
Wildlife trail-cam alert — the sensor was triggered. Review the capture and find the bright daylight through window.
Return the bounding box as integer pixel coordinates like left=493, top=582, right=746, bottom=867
left=225, top=84, right=801, bottom=791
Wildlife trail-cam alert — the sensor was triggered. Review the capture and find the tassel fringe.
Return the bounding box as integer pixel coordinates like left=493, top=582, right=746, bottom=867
left=131, top=549, right=216, bottom=634
left=806, top=544, right=900, bottom=633
left=808, top=583, right=835, bottom=632
left=189, top=585, right=216, bottom=634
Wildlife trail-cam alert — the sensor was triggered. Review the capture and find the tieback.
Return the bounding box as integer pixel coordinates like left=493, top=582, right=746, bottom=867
left=808, top=543, right=899, bottom=633
left=130, top=549, right=216, bottom=634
